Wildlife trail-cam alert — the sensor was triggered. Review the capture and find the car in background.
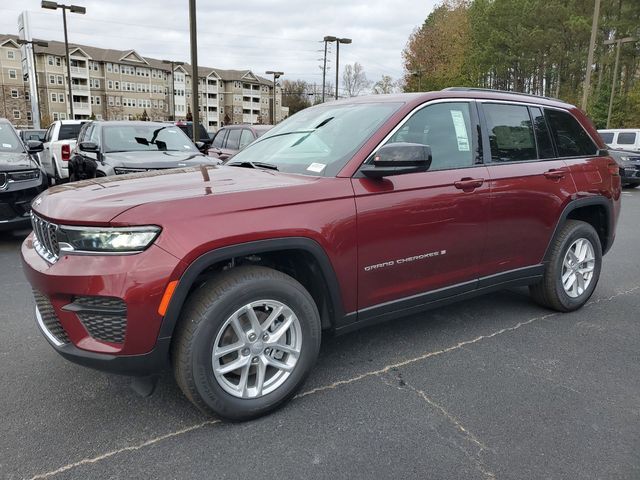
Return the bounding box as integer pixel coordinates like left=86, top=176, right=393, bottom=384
left=19, top=129, right=47, bottom=143
left=39, top=120, right=86, bottom=183
left=598, top=129, right=640, bottom=152
left=173, top=121, right=212, bottom=154
left=208, top=124, right=273, bottom=161
left=0, top=118, right=47, bottom=231
left=608, top=148, right=640, bottom=188
left=69, top=121, right=218, bottom=180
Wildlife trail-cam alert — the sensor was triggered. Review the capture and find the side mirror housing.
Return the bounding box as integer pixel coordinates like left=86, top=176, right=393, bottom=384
left=195, top=141, right=206, bottom=151
left=79, top=141, right=99, bottom=153
left=26, top=140, right=44, bottom=154
left=361, top=143, right=432, bottom=178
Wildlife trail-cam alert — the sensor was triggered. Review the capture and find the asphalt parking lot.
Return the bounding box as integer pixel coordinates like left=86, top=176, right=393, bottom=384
left=1, top=189, right=639, bottom=480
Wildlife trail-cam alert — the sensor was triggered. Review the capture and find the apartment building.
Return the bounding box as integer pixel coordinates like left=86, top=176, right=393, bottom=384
left=0, top=34, right=285, bottom=132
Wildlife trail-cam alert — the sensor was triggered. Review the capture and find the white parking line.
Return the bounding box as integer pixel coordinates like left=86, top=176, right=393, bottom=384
left=27, top=284, right=640, bottom=480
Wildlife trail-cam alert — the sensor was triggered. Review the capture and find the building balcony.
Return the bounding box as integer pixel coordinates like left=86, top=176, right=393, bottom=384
left=206, top=85, right=218, bottom=93
left=73, top=101, right=91, bottom=112
left=69, top=66, right=88, bottom=77
left=71, top=84, right=89, bottom=92
left=242, top=114, right=258, bottom=124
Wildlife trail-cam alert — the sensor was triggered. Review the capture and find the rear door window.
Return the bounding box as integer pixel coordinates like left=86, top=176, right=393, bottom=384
left=239, top=129, right=254, bottom=149
left=617, top=132, right=637, bottom=145
left=225, top=129, right=241, bottom=150
left=212, top=130, right=226, bottom=148
left=599, top=132, right=614, bottom=144
left=483, top=103, right=536, bottom=162
left=544, top=109, right=597, bottom=157
left=530, top=107, right=555, bottom=159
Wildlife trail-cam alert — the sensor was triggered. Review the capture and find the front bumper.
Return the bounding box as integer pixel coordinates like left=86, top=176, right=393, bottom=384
left=0, top=177, right=47, bottom=231
left=22, top=232, right=184, bottom=375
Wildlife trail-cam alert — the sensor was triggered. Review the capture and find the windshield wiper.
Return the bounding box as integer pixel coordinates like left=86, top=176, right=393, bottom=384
left=227, top=160, right=279, bottom=171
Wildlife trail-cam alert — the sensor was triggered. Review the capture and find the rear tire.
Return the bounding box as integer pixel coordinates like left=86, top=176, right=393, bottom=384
left=172, top=265, right=321, bottom=421
left=529, top=220, right=602, bottom=312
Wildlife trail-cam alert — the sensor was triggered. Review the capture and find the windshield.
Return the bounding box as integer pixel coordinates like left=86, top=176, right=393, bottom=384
left=103, top=125, right=199, bottom=153
left=228, top=102, right=402, bottom=176
left=0, top=123, right=24, bottom=153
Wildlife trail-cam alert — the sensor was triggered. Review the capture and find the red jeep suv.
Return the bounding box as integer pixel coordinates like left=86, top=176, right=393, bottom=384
left=22, top=89, right=621, bottom=420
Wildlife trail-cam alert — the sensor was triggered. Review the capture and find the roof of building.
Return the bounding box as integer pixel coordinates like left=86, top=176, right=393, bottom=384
left=0, top=33, right=271, bottom=84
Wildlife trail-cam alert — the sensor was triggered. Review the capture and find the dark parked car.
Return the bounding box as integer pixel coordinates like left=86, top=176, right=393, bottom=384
left=208, top=124, right=273, bottom=161
left=608, top=149, right=640, bottom=187
left=22, top=89, right=620, bottom=420
left=173, top=121, right=212, bottom=153
left=19, top=129, right=47, bottom=143
left=0, top=119, right=47, bottom=231
left=69, top=121, right=218, bottom=180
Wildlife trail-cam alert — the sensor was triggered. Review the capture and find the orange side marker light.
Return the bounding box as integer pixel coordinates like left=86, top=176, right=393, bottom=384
left=158, top=280, right=179, bottom=316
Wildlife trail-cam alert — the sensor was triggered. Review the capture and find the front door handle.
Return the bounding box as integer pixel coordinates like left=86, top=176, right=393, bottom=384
left=544, top=169, right=566, bottom=180
left=454, top=177, right=484, bottom=192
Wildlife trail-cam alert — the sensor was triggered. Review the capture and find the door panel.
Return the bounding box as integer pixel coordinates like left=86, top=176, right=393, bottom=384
left=354, top=100, right=489, bottom=310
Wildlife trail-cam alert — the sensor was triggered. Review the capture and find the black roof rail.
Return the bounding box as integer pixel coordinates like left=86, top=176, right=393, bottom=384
left=442, top=87, right=559, bottom=102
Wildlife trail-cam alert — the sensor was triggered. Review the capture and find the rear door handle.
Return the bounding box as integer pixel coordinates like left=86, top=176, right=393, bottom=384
left=544, top=169, right=566, bottom=180
left=454, top=177, right=484, bottom=192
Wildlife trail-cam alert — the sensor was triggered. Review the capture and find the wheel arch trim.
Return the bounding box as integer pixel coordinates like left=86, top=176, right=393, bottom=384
left=158, top=237, right=345, bottom=341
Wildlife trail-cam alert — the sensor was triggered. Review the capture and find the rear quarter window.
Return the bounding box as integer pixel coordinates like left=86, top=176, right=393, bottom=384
left=617, top=132, right=637, bottom=145
left=58, top=124, right=83, bottom=141
left=545, top=109, right=597, bottom=157
left=599, top=132, right=614, bottom=144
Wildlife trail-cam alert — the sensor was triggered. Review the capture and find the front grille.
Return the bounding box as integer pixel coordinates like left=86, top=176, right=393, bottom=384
left=69, top=296, right=127, bottom=344
left=31, top=212, right=60, bottom=263
left=33, top=290, right=70, bottom=344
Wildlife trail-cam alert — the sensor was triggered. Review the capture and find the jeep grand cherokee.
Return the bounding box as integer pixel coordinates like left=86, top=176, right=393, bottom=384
left=21, top=89, right=621, bottom=420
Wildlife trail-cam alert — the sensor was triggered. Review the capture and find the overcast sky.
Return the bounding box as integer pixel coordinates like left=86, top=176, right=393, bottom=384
left=1, top=1, right=436, bottom=90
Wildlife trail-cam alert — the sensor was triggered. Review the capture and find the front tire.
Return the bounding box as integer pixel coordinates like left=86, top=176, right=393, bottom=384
left=529, top=220, right=602, bottom=312
left=172, top=266, right=321, bottom=421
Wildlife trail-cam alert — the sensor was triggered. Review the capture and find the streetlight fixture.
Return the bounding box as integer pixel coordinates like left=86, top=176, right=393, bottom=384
left=329, top=37, right=351, bottom=100
left=41, top=1, right=86, bottom=119
left=188, top=0, right=199, bottom=142
left=321, top=36, right=337, bottom=103
left=265, top=70, right=283, bottom=124
left=162, top=60, right=184, bottom=121
left=17, top=39, right=48, bottom=127
left=604, top=36, right=637, bottom=128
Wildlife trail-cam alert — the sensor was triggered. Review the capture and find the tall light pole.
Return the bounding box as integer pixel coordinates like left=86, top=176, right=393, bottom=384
left=188, top=0, right=200, bottom=142
left=604, top=36, right=637, bottom=128
left=17, top=39, right=48, bottom=127
left=41, top=1, right=85, bottom=119
left=581, top=0, right=601, bottom=110
left=265, top=70, right=283, bottom=124
left=162, top=60, right=184, bottom=121
left=334, top=37, right=351, bottom=100
left=322, top=36, right=336, bottom=103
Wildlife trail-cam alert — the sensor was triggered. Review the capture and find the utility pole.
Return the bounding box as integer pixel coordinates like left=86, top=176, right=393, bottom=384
left=604, top=36, right=637, bottom=128
left=581, top=0, right=601, bottom=110
left=322, top=36, right=336, bottom=103
left=265, top=70, right=283, bottom=124
left=41, top=2, right=86, bottom=119
left=189, top=0, right=199, bottom=142
left=17, top=39, right=48, bottom=127
left=162, top=59, right=184, bottom=121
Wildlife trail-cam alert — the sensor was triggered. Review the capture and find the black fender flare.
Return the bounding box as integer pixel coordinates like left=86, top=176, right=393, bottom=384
left=157, top=237, right=346, bottom=342
left=543, top=196, right=614, bottom=261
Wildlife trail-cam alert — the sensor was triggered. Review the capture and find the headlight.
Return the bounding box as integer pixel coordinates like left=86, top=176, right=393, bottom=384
left=620, top=156, right=629, bottom=163
left=57, top=226, right=161, bottom=253
left=8, top=169, right=40, bottom=181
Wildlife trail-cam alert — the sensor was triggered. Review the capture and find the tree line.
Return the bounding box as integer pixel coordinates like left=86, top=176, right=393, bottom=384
left=402, top=0, right=640, bottom=128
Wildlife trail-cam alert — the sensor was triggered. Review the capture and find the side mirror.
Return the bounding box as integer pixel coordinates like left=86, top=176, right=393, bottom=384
left=79, top=141, right=99, bottom=153
left=195, top=141, right=206, bottom=151
left=361, top=143, right=432, bottom=178
left=26, top=140, right=44, bottom=154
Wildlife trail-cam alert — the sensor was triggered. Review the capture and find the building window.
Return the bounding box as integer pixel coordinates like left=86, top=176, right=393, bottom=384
left=13, top=110, right=20, bottom=119
left=115, top=81, right=120, bottom=90
left=55, top=57, right=61, bottom=67
left=10, top=89, right=18, bottom=98
left=108, top=80, right=113, bottom=89
left=49, top=74, right=55, bottom=84
left=27, top=112, right=32, bottom=121
left=95, top=96, right=101, bottom=105
left=9, top=69, right=17, bottom=79
left=48, top=55, right=54, bottom=65
left=7, top=50, right=15, bottom=59
left=108, top=96, right=114, bottom=106
left=50, top=93, right=57, bottom=103
left=59, top=113, right=66, bottom=120
left=115, top=97, right=121, bottom=106
left=107, top=63, right=112, bottom=72
left=59, top=93, right=65, bottom=103
left=52, top=112, right=59, bottom=121
left=96, top=114, right=102, bottom=120
left=114, top=64, right=119, bottom=73
left=25, top=90, right=30, bottom=100
left=57, top=75, right=63, bottom=85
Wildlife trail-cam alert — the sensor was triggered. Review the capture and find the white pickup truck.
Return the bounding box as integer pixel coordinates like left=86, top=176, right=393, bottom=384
left=39, top=120, right=86, bottom=183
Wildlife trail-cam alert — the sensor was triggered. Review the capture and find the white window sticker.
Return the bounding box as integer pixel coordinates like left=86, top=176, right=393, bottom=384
left=184, top=145, right=191, bottom=149
left=2, top=143, right=12, bottom=148
left=450, top=110, right=470, bottom=152
left=307, top=162, right=326, bottom=173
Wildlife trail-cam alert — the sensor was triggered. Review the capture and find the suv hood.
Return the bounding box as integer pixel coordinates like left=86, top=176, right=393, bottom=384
left=0, top=151, right=39, bottom=172
left=32, top=165, right=330, bottom=224
left=103, top=150, right=213, bottom=169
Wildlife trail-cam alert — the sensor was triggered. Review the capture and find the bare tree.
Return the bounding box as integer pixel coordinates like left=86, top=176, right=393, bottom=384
left=342, top=62, right=371, bottom=97
left=372, top=75, right=398, bottom=94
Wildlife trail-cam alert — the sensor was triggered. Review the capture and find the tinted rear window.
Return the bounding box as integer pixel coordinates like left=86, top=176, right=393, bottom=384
left=58, top=124, right=83, bottom=140
left=545, top=109, right=597, bottom=157
left=599, top=132, right=614, bottom=144
left=617, top=132, right=637, bottom=145
left=484, top=103, right=536, bottom=162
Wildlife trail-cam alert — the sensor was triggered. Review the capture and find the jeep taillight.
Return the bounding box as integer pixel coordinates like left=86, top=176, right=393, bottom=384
left=61, top=144, right=71, bottom=161
left=608, top=161, right=619, bottom=176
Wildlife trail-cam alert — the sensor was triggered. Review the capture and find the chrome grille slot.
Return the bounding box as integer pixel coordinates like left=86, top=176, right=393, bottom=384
left=33, top=290, right=70, bottom=345
left=31, top=212, right=60, bottom=263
